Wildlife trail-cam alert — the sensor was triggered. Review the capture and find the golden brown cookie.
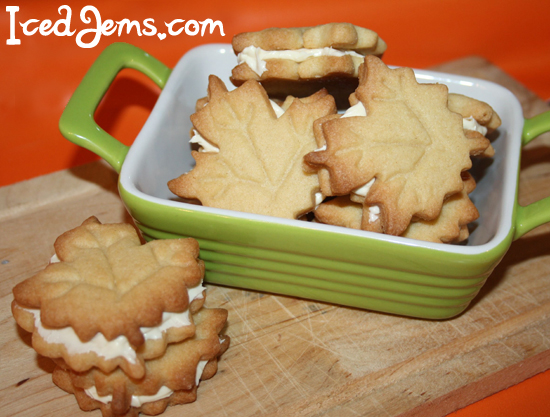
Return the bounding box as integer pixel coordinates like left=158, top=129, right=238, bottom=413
left=230, top=23, right=387, bottom=108
left=168, top=76, right=336, bottom=219
left=12, top=217, right=206, bottom=379
left=315, top=173, right=479, bottom=244
left=402, top=172, right=478, bottom=243
left=305, top=56, right=492, bottom=236
left=314, top=195, right=362, bottom=230
left=53, top=308, right=229, bottom=417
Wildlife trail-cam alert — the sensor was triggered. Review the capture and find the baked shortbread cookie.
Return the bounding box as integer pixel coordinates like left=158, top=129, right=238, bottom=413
left=315, top=172, right=479, bottom=243
left=312, top=92, right=499, bottom=201
left=168, top=75, right=337, bottom=219
left=12, top=217, right=206, bottom=379
left=344, top=94, right=496, bottom=234
left=53, top=307, right=229, bottom=417
left=230, top=23, right=387, bottom=107
left=448, top=93, right=501, bottom=157
left=305, top=56, right=492, bottom=236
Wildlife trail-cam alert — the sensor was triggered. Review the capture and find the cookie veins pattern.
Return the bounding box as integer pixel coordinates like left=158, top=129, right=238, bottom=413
left=18, top=255, right=206, bottom=365
left=306, top=56, right=491, bottom=235
left=316, top=101, right=490, bottom=225
left=169, top=76, right=336, bottom=219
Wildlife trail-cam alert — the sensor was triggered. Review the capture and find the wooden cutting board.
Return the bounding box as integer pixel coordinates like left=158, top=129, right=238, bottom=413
left=1, top=57, right=549, bottom=417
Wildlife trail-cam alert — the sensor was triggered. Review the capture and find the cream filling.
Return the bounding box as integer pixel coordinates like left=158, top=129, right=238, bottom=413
left=140, top=282, right=206, bottom=340
left=84, top=337, right=226, bottom=406
left=190, top=130, right=219, bottom=153
left=237, top=46, right=364, bottom=77
left=341, top=101, right=367, bottom=118
left=314, top=192, right=324, bottom=209
left=85, top=385, right=172, bottom=408
left=463, top=116, right=488, bottom=136
left=352, top=178, right=379, bottom=223
left=23, top=307, right=139, bottom=362
left=270, top=100, right=285, bottom=118
left=352, top=178, right=375, bottom=198
left=368, top=205, right=381, bottom=223
left=21, top=256, right=206, bottom=364
left=84, top=360, right=207, bottom=407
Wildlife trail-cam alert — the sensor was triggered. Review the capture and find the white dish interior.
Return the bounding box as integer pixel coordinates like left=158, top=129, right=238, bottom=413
left=120, top=43, right=525, bottom=254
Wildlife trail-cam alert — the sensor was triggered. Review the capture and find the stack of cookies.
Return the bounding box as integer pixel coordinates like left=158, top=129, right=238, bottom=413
left=230, top=22, right=387, bottom=108
left=11, top=217, right=229, bottom=416
left=168, top=22, right=501, bottom=245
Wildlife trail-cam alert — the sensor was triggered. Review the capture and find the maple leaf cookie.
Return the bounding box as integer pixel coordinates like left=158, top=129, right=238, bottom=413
left=230, top=23, right=387, bottom=108
left=305, top=56, right=492, bottom=236
left=12, top=217, right=207, bottom=379
left=168, top=75, right=337, bottom=219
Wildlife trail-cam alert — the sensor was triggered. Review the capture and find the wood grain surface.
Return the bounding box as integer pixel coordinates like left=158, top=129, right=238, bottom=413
left=1, top=57, right=549, bottom=417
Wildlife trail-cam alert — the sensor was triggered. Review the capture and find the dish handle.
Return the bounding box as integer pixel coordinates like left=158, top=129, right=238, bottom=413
left=59, top=42, right=171, bottom=173
left=514, top=110, right=550, bottom=239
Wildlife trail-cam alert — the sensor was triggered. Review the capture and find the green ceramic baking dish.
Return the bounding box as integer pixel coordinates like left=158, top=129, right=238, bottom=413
left=59, top=42, right=550, bottom=319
